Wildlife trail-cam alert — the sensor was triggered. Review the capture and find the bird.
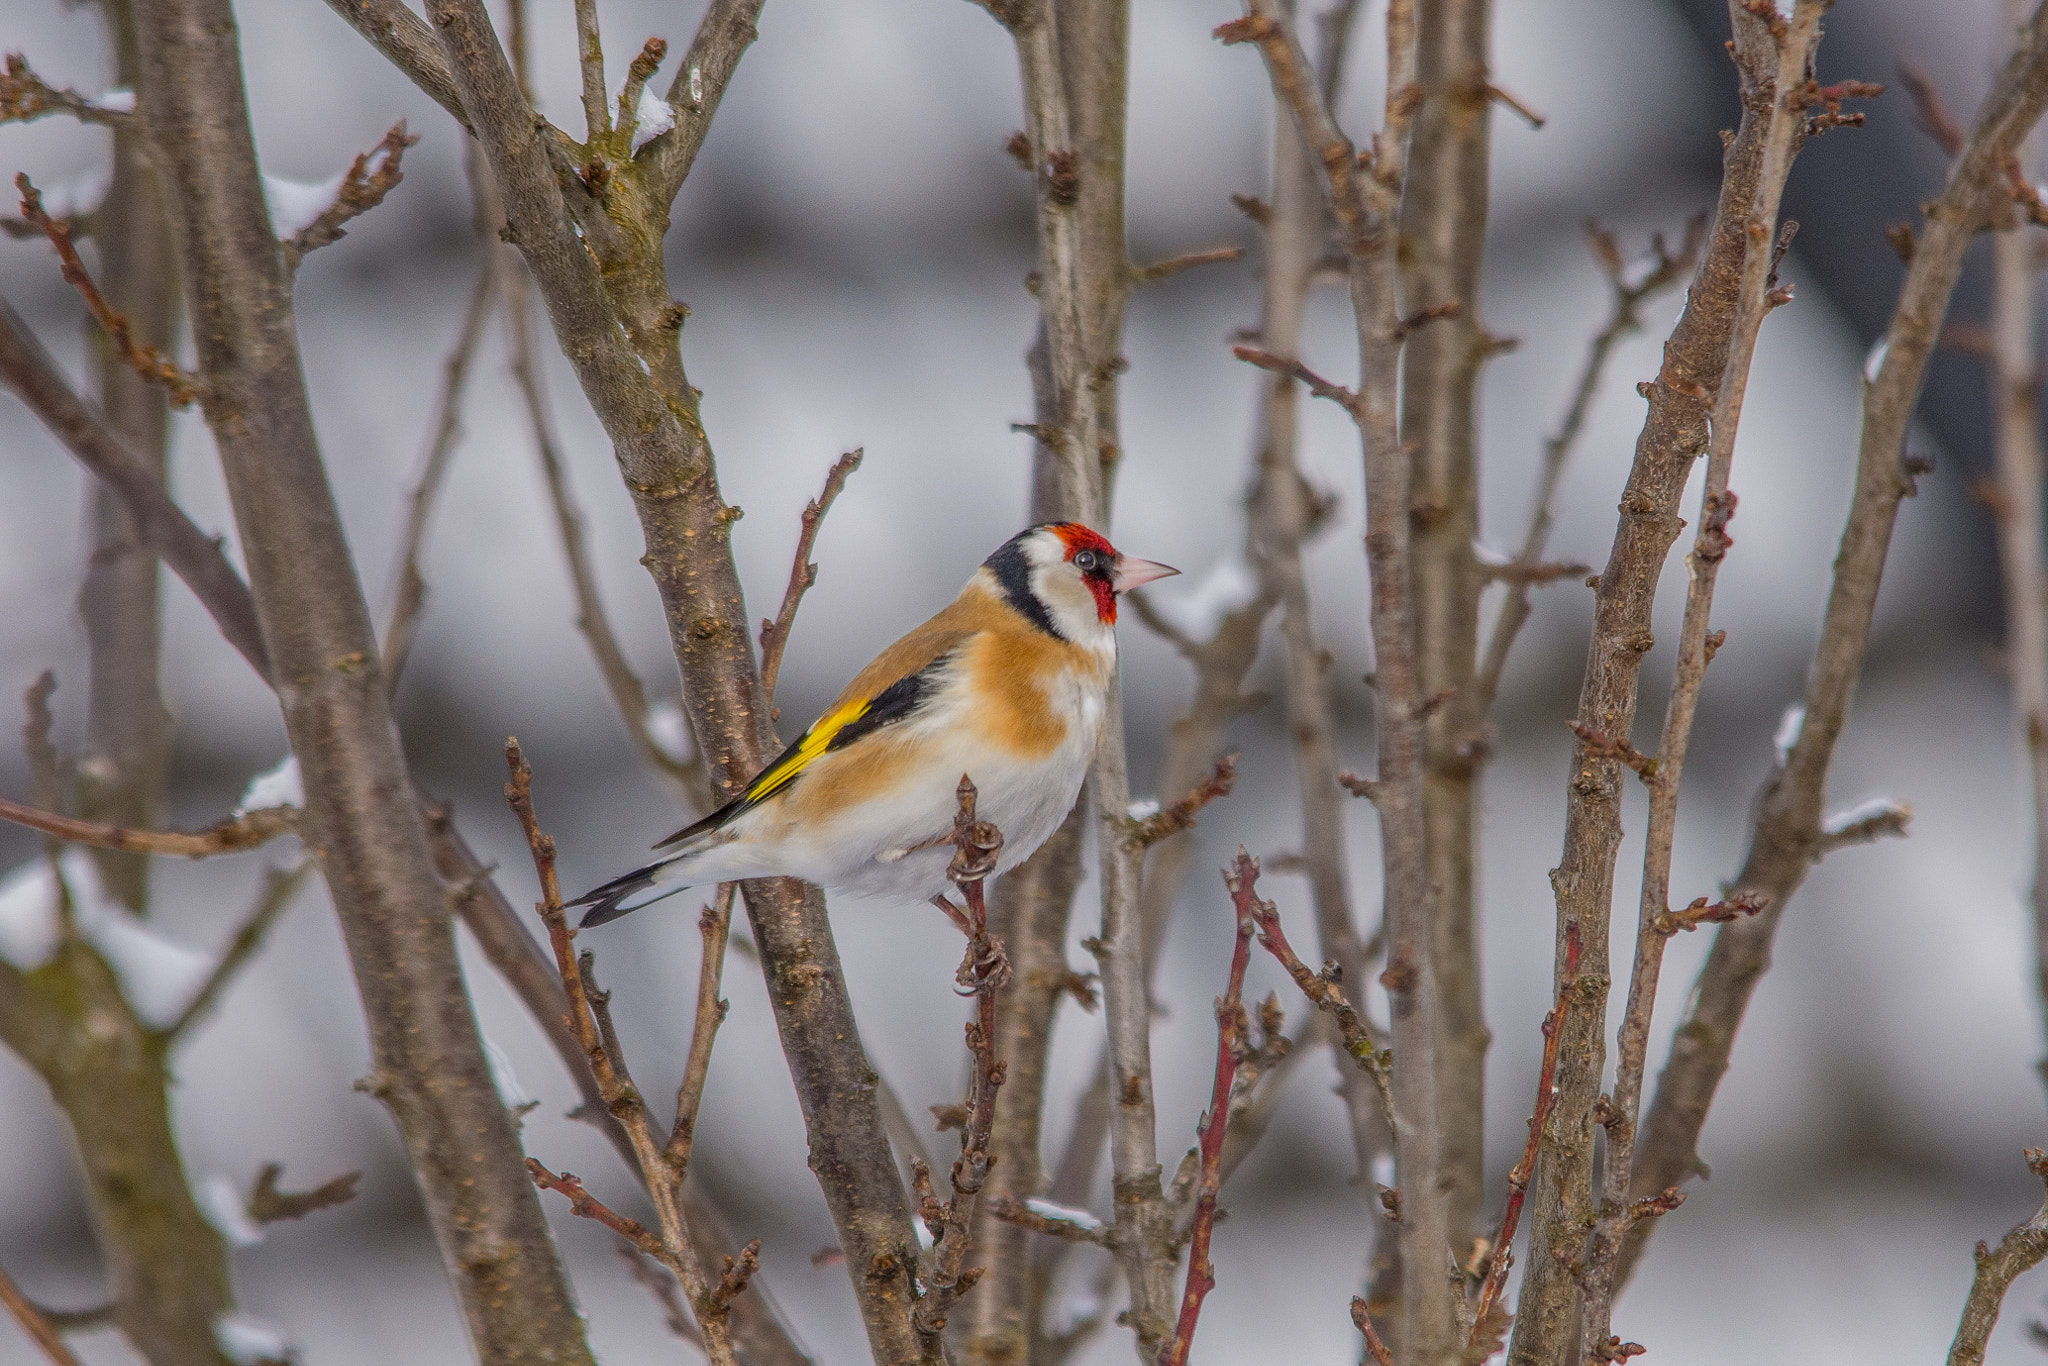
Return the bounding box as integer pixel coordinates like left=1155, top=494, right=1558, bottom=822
left=568, top=522, right=1177, bottom=930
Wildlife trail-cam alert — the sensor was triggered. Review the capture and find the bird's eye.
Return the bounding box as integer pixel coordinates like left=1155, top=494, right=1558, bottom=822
left=1074, top=549, right=1100, bottom=573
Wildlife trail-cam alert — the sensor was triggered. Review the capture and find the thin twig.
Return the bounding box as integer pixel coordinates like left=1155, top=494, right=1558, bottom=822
left=245, top=1162, right=363, bottom=1223
left=528, top=1159, right=663, bottom=1257
left=0, top=52, right=133, bottom=130
left=381, top=258, right=498, bottom=688
left=278, top=122, right=417, bottom=274
left=665, top=884, right=735, bottom=1169
left=1123, top=753, right=1238, bottom=850
left=913, top=777, right=1009, bottom=1338
left=506, top=741, right=744, bottom=1366
left=1245, top=882, right=1392, bottom=1120
left=15, top=175, right=199, bottom=407
left=1947, top=1148, right=2048, bottom=1366
left=1351, top=1296, right=1394, bottom=1366
left=165, top=860, right=312, bottom=1040
left=1131, top=246, right=1246, bottom=284
left=1622, top=1, right=2048, bottom=1292
left=1468, top=922, right=1580, bottom=1350
left=759, top=448, right=863, bottom=704
left=1156, top=851, right=1258, bottom=1366
left=573, top=0, right=609, bottom=141
left=0, top=1260, right=83, bottom=1366
left=0, top=794, right=295, bottom=858
left=1475, top=216, right=1705, bottom=710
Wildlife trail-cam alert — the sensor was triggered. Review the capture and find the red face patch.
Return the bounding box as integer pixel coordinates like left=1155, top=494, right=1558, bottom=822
left=1048, top=523, right=1120, bottom=623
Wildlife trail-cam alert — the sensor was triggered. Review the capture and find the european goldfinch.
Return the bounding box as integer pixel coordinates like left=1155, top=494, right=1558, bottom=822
left=570, top=523, right=1177, bottom=928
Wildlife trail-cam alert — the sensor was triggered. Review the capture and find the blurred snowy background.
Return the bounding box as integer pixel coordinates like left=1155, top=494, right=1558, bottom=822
left=3, top=0, right=2046, bottom=1361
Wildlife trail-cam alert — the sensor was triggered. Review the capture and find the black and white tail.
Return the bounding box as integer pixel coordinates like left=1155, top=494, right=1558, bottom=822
left=566, top=858, right=687, bottom=928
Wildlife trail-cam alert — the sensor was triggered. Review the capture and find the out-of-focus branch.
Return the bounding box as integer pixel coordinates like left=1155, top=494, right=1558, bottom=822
left=1622, top=6, right=2048, bottom=1290
left=15, top=176, right=199, bottom=408
left=133, top=0, right=596, bottom=1353
left=666, top=883, right=735, bottom=1168
left=759, top=448, right=863, bottom=704
left=506, top=742, right=743, bottom=1366
left=1399, top=0, right=1497, bottom=1254
left=1474, top=217, right=1704, bottom=711
left=1947, top=1149, right=2048, bottom=1366
left=381, top=259, right=497, bottom=688
left=0, top=794, right=295, bottom=859
left=277, top=122, right=416, bottom=274
left=1578, top=15, right=1826, bottom=1354
left=1983, top=16, right=2048, bottom=1101
left=0, top=52, right=132, bottom=131
left=1502, top=5, right=1842, bottom=1354
left=0, top=1261, right=83, bottom=1366
left=1156, top=852, right=1257, bottom=1366
left=165, top=860, right=312, bottom=1042
left=1222, top=2, right=1456, bottom=1356
left=0, top=300, right=270, bottom=683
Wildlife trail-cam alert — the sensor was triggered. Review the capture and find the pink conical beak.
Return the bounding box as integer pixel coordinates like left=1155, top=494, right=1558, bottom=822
left=1112, top=557, right=1179, bottom=593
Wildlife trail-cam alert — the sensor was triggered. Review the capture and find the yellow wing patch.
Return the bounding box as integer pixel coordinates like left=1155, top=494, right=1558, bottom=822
left=743, top=694, right=874, bottom=805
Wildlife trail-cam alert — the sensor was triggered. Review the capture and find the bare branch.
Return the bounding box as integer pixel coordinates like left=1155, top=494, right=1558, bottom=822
left=1476, top=215, right=1705, bottom=710
left=1901, top=62, right=1968, bottom=158
left=644, top=0, right=767, bottom=204
left=321, top=0, right=472, bottom=131
left=1623, top=0, right=2048, bottom=1292
left=278, top=122, right=417, bottom=274
left=664, top=884, right=735, bottom=1170
left=1948, top=1149, right=2048, bottom=1366
left=0, top=793, right=296, bottom=859
left=1232, top=344, right=1357, bottom=408
left=0, top=1260, right=84, bottom=1366
left=15, top=175, right=200, bottom=407
left=1131, top=246, right=1245, bottom=284
left=245, top=1162, right=363, bottom=1223
left=1156, top=851, right=1258, bottom=1366
left=1351, top=1295, right=1395, bottom=1366
left=574, top=0, right=609, bottom=141
left=615, top=37, right=668, bottom=146
left=759, top=448, right=864, bottom=703
left=1123, top=753, right=1238, bottom=850
left=381, top=258, right=498, bottom=688
left=0, top=52, right=132, bottom=130
left=165, top=859, right=312, bottom=1040
left=505, top=741, right=744, bottom=1366
left=0, top=299, right=270, bottom=681
left=527, top=1159, right=664, bottom=1258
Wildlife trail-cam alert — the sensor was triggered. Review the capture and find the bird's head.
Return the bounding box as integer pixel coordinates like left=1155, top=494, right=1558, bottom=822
left=984, top=523, right=1179, bottom=643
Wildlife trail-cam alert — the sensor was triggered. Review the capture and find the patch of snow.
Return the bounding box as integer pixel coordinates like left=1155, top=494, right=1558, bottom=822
left=263, top=171, right=346, bottom=238
left=235, top=755, right=302, bottom=817
left=199, top=1173, right=266, bottom=1248
left=1023, top=1197, right=1104, bottom=1233
left=0, top=849, right=219, bottom=1026
left=88, top=87, right=136, bottom=113
left=1126, top=797, right=1160, bottom=821
left=1773, top=704, right=1804, bottom=764
left=632, top=84, right=676, bottom=152
left=214, top=1313, right=289, bottom=1365
left=482, top=1033, right=534, bottom=1112
left=93, top=908, right=215, bottom=1028
left=646, top=698, right=692, bottom=763
left=1863, top=337, right=1889, bottom=386
left=1471, top=539, right=1514, bottom=569
left=686, top=65, right=705, bottom=109
left=1156, top=558, right=1259, bottom=638
left=33, top=164, right=111, bottom=220
left=1821, top=796, right=1910, bottom=836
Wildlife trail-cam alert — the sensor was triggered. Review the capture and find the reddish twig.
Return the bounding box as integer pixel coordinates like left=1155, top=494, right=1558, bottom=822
left=1125, top=752, right=1239, bottom=850
left=0, top=1258, right=83, bottom=1366
left=1469, top=920, right=1581, bottom=1351
left=758, top=448, right=862, bottom=704
left=278, top=122, right=417, bottom=273
left=15, top=175, right=199, bottom=407
left=1158, top=850, right=1259, bottom=1366
left=1900, top=62, right=1967, bottom=158
left=526, top=1159, right=663, bottom=1258
left=1651, top=891, right=1767, bottom=937
left=1244, top=880, right=1391, bottom=1117
left=1566, top=721, right=1658, bottom=780
left=1351, top=1295, right=1394, bottom=1366
left=912, top=776, right=1009, bottom=1337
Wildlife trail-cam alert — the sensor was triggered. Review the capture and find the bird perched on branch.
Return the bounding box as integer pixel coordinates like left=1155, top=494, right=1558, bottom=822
left=571, top=523, right=1176, bottom=928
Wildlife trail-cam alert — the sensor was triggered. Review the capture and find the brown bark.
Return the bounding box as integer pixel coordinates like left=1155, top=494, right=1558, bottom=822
left=131, top=2, right=595, bottom=1359
left=1398, top=0, right=1495, bottom=1257
left=407, top=4, right=932, bottom=1359
left=1947, top=1151, right=2048, bottom=1366
left=1618, top=2, right=2048, bottom=1290
left=1500, top=6, right=1799, bottom=1357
